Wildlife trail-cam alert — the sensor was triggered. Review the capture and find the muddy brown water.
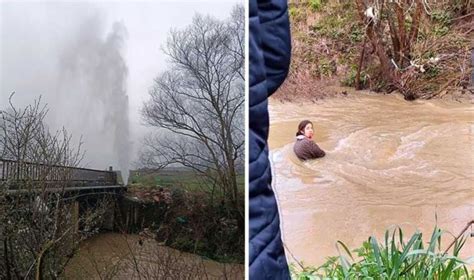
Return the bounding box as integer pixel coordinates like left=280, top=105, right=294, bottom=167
left=268, top=92, right=474, bottom=268
left=65, top=233, right=244, bottom=279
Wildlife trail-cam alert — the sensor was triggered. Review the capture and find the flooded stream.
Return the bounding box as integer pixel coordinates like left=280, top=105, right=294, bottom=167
left=65, top=233, right=244, bottom=279
left=268, top=91, right=474, bottom=267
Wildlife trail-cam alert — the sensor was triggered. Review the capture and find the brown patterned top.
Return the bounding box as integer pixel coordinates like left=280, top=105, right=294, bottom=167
left=293, top=136, right=326, bottom=160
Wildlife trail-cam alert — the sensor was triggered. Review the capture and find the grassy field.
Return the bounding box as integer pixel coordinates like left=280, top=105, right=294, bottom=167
left=128, top=168, right=244, bottom=193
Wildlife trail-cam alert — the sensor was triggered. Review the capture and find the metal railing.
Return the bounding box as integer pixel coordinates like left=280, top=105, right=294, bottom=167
left=0, top=158, right=117, bottom=187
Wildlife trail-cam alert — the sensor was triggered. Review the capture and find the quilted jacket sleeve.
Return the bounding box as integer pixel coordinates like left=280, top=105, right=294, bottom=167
left=249, top=0, right=291, bottom=279
left=257, top=0, right=291, bottom=96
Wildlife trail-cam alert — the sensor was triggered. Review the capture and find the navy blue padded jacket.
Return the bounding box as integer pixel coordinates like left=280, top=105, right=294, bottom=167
left=249, top=0, right=291, bottom=279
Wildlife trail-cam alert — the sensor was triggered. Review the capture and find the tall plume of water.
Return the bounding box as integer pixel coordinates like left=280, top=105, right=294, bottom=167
left=1, top=5, right=131, bottom=184
left=55, top=17, right=131, bottom=184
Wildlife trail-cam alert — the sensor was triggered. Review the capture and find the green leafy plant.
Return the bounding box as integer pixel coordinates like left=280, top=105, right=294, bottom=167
left=291, top=226, right=473, bottom=279
left=425, top=65, right=441, bottom=79
left=431, top=10, right=453, bottom=37
left=309, top=0, right=323, bottom=11
left=289, top=6, right=305, bottom=22
left=431, top=10, right=453, bottom=26
left=349, top=25, right=364, bottom=43
left=318, top=58, right=336, bottom=77
left=341, top=66, right=368, bottom=88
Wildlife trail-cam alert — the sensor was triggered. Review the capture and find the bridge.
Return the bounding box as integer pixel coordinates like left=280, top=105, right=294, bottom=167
left=1, top=158, right=129, bottom=234
left=0, top=158, right=125, bottom=193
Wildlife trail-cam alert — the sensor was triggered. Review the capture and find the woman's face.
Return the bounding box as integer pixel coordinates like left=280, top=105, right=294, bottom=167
left=303, top=123, right=314, bottom=139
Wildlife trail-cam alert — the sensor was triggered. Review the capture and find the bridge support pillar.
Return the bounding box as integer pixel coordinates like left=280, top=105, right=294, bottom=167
left=102, top=200, right=115, bottom=231
left=71, top=200, right=80, bottom=235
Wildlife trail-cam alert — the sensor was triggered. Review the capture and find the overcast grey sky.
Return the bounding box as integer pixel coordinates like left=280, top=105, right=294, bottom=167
left=0, top=0, right=241, bottom=171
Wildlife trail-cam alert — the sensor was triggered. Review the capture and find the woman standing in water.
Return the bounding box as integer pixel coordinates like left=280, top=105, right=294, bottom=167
left=294, top=120, right=326, bottom=160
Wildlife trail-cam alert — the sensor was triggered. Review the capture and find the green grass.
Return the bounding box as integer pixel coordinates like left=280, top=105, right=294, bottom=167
left=291, top=226, right=473, bottom=279
left=310, top=1, right=359, bottom=42
left=129, top=168, right=244, bottom=193
left=341, top=66, right=368, bottom=88
left=309, top=0, right=323, bottom=11
left=129, top=169, right=208, bottom=191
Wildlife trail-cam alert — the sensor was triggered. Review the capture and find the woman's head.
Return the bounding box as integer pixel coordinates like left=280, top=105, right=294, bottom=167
left=296, top=120, right=314, bottom=139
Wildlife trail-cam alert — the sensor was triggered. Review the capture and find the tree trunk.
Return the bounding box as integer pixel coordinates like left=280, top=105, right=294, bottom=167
left=35, top=240, right=53, bottom=280
left=4, top=237, right=11, bottom=280
left=356, top=36, right=367, bottom=90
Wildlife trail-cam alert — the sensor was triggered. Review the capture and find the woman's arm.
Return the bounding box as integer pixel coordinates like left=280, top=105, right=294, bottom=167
left=309, top=141, right=326, bottom=158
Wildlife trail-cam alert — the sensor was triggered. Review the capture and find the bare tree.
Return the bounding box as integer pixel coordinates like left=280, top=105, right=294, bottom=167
left=0, top=93, right=113, bottom=279
left=352, top=0, right=469, bottom=100
left=140, top=5, right=244, bottom=228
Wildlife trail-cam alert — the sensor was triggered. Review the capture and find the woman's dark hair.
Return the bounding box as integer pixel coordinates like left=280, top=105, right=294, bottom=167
left=296, top=120, right=313, bottom=136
